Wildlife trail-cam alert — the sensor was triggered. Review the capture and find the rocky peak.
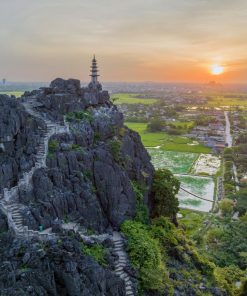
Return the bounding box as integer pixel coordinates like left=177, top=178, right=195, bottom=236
left=0, top=79, right=154, bottom=295
left=50, top=78, right=81, bottom=95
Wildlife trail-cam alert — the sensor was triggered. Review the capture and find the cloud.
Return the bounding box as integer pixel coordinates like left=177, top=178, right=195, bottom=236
left=0, top=0, right=247, bottom=82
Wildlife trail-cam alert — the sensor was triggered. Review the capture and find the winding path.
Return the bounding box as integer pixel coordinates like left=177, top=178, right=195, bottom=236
left=113, top=232, right=135, bottom=296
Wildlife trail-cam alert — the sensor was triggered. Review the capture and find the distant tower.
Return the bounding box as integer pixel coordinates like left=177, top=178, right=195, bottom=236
left=89, top=55, right=101, bottom=90
left=2, top=78, right=6, bottom=85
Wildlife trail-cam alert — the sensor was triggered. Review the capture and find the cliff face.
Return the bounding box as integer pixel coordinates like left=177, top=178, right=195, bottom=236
left=0, top=79, right=153, bottom=295
left=17, top=78, right=154, bottom=233
left=0, top=222, right=125, bottom=296
left=0, top=96, right=42, bottom=190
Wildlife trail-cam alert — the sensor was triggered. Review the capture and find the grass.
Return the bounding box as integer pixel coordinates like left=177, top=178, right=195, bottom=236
left=111, top=93, right=158, bottom=105
left=125, top=122, right=211, bottom=153
left=81, top=243, right=107, bottom=266
left=0, top=91, right=24, bottom=98
left=206, top=96, right=247, bottom=107
left=179, top=208, right=208, bottom=237
left=169, top=121, right=195, bottom=129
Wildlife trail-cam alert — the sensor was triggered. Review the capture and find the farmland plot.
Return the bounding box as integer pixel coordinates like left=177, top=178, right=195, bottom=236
left=192, top=154, right=221, bottom=175
left=147, top=148, right=198, bottom=174
left=176, top=175, right=214, bottom=212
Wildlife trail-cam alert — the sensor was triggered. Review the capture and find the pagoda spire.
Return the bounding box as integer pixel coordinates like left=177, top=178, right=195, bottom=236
left=90, top=54, right=100, bottom=84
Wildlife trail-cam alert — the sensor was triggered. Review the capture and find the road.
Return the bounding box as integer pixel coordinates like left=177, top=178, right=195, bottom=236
left=224, top=111, right=232, bottom=147
left=224, top=111, right=239, bottom=191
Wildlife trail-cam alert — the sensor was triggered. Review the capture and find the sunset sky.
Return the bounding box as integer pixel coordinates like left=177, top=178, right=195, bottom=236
left=1, top=0, right=247, bottom=83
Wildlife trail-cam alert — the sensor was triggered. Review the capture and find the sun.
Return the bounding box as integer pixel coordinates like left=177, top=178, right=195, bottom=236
left=211, top=64, right=224, bottom=75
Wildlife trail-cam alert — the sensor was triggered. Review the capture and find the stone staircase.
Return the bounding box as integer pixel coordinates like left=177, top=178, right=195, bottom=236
left=0, top=100, right=69, bottom=239
left=113, top=232, right=135, bottom=296
left=61, top=224, right=136, bottom=295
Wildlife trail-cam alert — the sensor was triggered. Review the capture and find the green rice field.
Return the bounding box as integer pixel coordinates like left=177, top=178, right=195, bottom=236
left=176, top=175, right=214, bottom=212
left=147, top=149, right=198, bottom=174
left=206, top=96, right=247, bottom=107
left=111, top=93, right=158, bottom=105
left=0, top=91, right=24, bottom=98
left=126, top=122, right=211, bottom=153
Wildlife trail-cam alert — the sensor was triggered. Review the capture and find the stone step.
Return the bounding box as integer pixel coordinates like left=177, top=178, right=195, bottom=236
left=7, top=206, right=18, bottom=210
left=117, top=254, right=127, bottom=258
left=115, top=264, right=125, bottom=269
left=114, top=239, right=123, bottom=243
left=113, top=239, right=123, bottom=244
left=12, top=213, right=21, bottom=216
left=115, top=252, right=126, bottom=258
left=12, top=210, right=21, bottom=213
left=115, top=270, right=125, bottom=276
left=115, top=246, right=124, bottom=250
left=15, top=223, right=23, bottom=227
left=120, top=274, right=129, bottom=280
left=118, top=255, right=127, bottom=261
left=125, top=285, right=133, bottom=291
left=12, top=215, right=22, bottom=219
left=118, top=260, right=127, bottom=266
left=114, top=246, right=123, bottom=251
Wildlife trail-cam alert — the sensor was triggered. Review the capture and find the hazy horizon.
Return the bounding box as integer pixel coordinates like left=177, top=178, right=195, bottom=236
left=1, top=0, right=247, bottom=83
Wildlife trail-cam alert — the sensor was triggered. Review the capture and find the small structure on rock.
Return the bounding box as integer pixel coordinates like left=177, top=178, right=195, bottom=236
left=89, top=55, right=102, bottom=90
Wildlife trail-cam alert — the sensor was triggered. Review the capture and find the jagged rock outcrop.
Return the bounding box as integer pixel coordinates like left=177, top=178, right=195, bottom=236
left=0, top=95, right=42, bottom=191
left=16, top=79, right=154, bottom=233
left=0, top=221, right=125, bottom=296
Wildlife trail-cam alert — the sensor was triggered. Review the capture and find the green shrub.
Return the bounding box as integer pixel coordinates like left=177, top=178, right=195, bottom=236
left=239, top=278, right=247, bottom=296
left=235, top=189, right=247, bottom=216
left=94, top=132, right=101, bottom=143
left=205, top=228, right=225, bottom=245
left=48, top=140, right=59, bottom=152
left=131, top=181, right=149, bottom=224
left=71, top=143, right=84, bottom=152
left=84, top=168, right=92, bottom=179
left=66, top=111, right=93, bottom=123
left=146, top=119, right=165, bottom=132
left=151, top=217, right=178, bottom=251
left=218, top=199, right=234, bottom=216
left=121, top=220, right=170, bottom=293
left=108, top=139, right=122, bottom=161
left=151, top=169, right=180, bottom=221
left=81, top=243, right=107, bottom=266
left=214, top=265, right=245, bottom=295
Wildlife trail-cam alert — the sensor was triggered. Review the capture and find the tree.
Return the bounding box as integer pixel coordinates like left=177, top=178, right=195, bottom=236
left=235, top=189, right=247, bottom=216
left=147, top=119, right=165, bottom=132
left=219, top=199, right=234, bottom=216
left=150, top=169, right=180, bottom=224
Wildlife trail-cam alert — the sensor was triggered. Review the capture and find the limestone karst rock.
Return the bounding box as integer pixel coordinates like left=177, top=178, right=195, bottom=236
left=0, top=78, right=153, bottom=295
